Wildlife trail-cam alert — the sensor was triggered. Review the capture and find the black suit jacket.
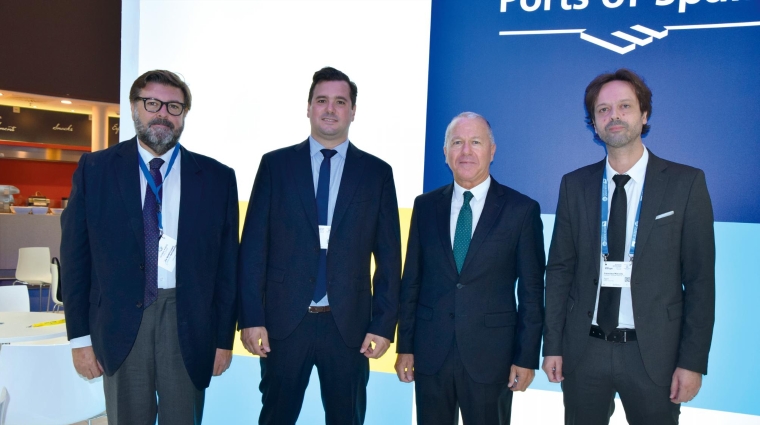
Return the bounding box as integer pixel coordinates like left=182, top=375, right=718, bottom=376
left=397, top=178, right=545, bottom=384
left=544, top=151, right=715, bottom=385
left=61, top=137, right=239, bottom=390
left=237, top=140, right=401, bottom=346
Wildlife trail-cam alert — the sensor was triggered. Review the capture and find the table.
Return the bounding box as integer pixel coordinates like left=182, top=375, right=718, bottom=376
left=0, top=312, right=67, bottom=344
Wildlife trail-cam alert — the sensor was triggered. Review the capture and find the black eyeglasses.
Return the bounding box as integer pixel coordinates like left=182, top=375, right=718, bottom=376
left=136, top=97, right=186, bottom=116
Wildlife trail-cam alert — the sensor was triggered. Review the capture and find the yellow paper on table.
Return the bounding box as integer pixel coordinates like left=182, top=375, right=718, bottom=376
left=30, top=318, right=66, bottom=328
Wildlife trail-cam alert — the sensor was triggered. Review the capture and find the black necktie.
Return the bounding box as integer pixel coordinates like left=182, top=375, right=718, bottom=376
left=143, top=158, right=164, bottom=308
left=313, top=149, right=337, bottom=302
left=598, top=174, right=631, bottom=334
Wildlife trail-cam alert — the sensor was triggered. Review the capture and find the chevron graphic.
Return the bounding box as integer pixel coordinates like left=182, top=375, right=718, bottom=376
left=499, top=21, right=760, bottom=54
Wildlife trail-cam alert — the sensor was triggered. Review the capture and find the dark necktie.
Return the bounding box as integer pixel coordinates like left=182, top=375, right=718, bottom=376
left=453, top=191, right=474, bottom=274
left=143, top=157, right=164, bottom=308
left=313, top=149, right=337, bottom=302
left=598, top=174, right=631, bottom=334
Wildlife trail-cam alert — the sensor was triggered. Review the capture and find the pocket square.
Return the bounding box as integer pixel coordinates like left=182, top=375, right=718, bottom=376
left=655, top=211, right=674, bottom=220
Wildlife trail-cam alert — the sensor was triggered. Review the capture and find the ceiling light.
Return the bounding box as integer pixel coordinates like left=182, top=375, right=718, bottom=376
left=0, top=93, right=3, bottom=96
left=61, top=100, right=72, bottom=104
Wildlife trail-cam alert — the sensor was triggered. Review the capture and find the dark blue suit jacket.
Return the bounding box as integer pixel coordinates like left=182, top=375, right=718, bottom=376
left=61, top=137, right=239, bottom=390
left=238, top=140, right=401, bottom=346
left=397, top=178, right=545, bottom=384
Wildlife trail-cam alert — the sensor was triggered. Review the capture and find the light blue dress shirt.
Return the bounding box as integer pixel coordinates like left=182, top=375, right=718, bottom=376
left=309, top=136, right=348, bottom=306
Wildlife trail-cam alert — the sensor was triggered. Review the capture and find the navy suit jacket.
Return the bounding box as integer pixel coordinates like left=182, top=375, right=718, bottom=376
left=544, top=151, right=715, bottom=385
left=238, top=140, right=402, bottom=346
left=61, top=137, right=239, bottom=390
left=397, top=178, right=545, bottom=384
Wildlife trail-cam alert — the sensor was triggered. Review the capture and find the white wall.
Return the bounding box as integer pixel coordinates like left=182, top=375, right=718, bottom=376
left=121, top=0, right=432, bottom=208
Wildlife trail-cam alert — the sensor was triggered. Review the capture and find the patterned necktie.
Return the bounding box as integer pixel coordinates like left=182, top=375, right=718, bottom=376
left=143, top=157, right=164, bottom=308
left=313, top=149, right=337, bottom=302
left=598, top=174, right=631, bottom=334
left=453, top=191, right=474, bottom=274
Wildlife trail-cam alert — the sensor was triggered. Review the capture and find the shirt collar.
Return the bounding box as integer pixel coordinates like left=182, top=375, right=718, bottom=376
left=605, top=146, right=648, bottom=186
left=309, top=136, right=349, bottom=159
left=454, top=176, right=491, bottom=202
left=137, top=141, right=180, bottom=170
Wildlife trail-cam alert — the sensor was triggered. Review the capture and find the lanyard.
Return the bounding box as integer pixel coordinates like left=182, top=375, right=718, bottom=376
left=138, top=144, right=180, bottom=231
left=601, top=167, right=643, bottom=261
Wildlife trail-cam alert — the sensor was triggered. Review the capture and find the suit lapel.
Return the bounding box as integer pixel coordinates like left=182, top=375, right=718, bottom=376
left=177, top=146, right=203, bottom=274
left=631, top=151, right=668, bottom=264
left=331, top=143, right=363, bottom=232
left=584, top=159, right=605, bottom=264
left=460, top=179, right=506, bottom=274
left=293, top=140, right=320, bottom=239
left=436, top=184, right=459, bottom=274
left=115, top=138, right=145, bottom=253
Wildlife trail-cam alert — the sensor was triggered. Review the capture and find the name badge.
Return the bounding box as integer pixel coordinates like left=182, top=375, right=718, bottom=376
left=319, top=225, right=330, bottom=250
left=158, top=234, right=178, bottom=272
left=601, top=261, right=632, bottom=288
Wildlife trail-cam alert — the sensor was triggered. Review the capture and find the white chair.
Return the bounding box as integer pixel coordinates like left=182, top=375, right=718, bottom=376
left=13, top=247, right=53, bottom=311
left=0, top=387, right=8, bottom=425
left=49, top=261, right=63, bottom=312
left=0, top=337, right=106, bottom=425
left=0, top=286, right=30, bottom=312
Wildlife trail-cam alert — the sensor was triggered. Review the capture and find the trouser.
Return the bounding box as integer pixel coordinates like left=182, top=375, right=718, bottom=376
left=562, top=336, right=680, bottom=425
left=259, top=311, right=369, bottom=425
left=104, top=288, right=205, bottom=425
left=415, top=338, right=514, bottom=425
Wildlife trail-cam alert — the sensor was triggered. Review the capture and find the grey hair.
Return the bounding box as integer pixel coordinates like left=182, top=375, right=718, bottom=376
left=443, top=112, right=495, bottom=148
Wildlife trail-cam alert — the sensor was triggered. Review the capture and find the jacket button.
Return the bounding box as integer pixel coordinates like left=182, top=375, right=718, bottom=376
left=456, top=283, right=464, bottom=289
left=593, top=279, right=598, bottom=286
left=449, top=313, right=455, bottom=319
left=314, top=246, right=319, bottom=252
left=587, top=311, right=592, bottom=318
left=140, top=264, right=145, bottom=270
left=136, top=301, right=143, bottom=308
left=309, top=278, right=315, bottom=283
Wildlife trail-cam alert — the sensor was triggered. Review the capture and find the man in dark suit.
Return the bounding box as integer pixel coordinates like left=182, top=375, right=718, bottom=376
left=395, top=112, right=546, bottom=425
left=61, top=70, right=239, bottom=424
left=542, top=69, right=715, bottom=424
left=238, top=67, right=402, bottom=425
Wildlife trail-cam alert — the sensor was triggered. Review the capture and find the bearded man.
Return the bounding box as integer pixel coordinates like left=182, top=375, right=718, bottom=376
left=542, top=69, right=715, bottom=425
left=61, top=69, right=239, bottom=425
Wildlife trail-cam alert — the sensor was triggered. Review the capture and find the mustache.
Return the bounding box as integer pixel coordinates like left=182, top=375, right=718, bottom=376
left=148, top=118, right=175, bottom=129
left=606, top=120, right=628, bottom=130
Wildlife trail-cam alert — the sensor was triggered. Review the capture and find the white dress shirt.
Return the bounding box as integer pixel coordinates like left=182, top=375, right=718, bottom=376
left=450, top=177, right=491, bottom=248
left=70, top=142, right=182, bottom=349
left=592, top=147, right=649, bottom=329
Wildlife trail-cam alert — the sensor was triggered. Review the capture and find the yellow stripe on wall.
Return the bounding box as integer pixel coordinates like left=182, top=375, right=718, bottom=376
left=234, top=202, right=413, bottom=375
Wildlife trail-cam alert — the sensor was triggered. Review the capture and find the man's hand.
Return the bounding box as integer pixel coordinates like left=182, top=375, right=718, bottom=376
left=241, top=326, right=271, bottom=357
left=670, top=367, right=702, bottom=404
left=72, top=346, right=104, bottom=379
left=360, top=333, right=390, bottom=359
left=508, top=365, right=535, bottom=392
left=542, top=355, right=564, bottom=383
left=395, top=354, right=415, bottom=382
left=213, top=349, right=233, bottom=376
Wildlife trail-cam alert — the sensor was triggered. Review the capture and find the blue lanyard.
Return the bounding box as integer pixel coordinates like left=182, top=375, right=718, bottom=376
left=138, top=144, right=180, bottom=231
left=601, top=167, right=644, bottom=261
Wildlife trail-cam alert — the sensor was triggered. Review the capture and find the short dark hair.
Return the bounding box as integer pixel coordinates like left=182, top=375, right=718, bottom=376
left=584, top=68, right=651, bottom=136
left=308, top=67, right=357, bottom=107
left=129, top=70, right=192, bottom=112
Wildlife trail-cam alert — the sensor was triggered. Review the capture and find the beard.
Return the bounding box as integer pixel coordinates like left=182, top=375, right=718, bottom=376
left=133, top=108, right=184, bottom=155
left=598, top=119, right=642, bottom=149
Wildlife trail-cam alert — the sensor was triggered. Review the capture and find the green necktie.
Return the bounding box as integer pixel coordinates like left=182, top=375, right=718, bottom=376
left=453, top=191, right=474, bottom=274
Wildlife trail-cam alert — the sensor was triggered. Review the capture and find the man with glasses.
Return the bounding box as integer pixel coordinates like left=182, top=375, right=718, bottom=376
left=61, top=70, right=239, bottom=424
